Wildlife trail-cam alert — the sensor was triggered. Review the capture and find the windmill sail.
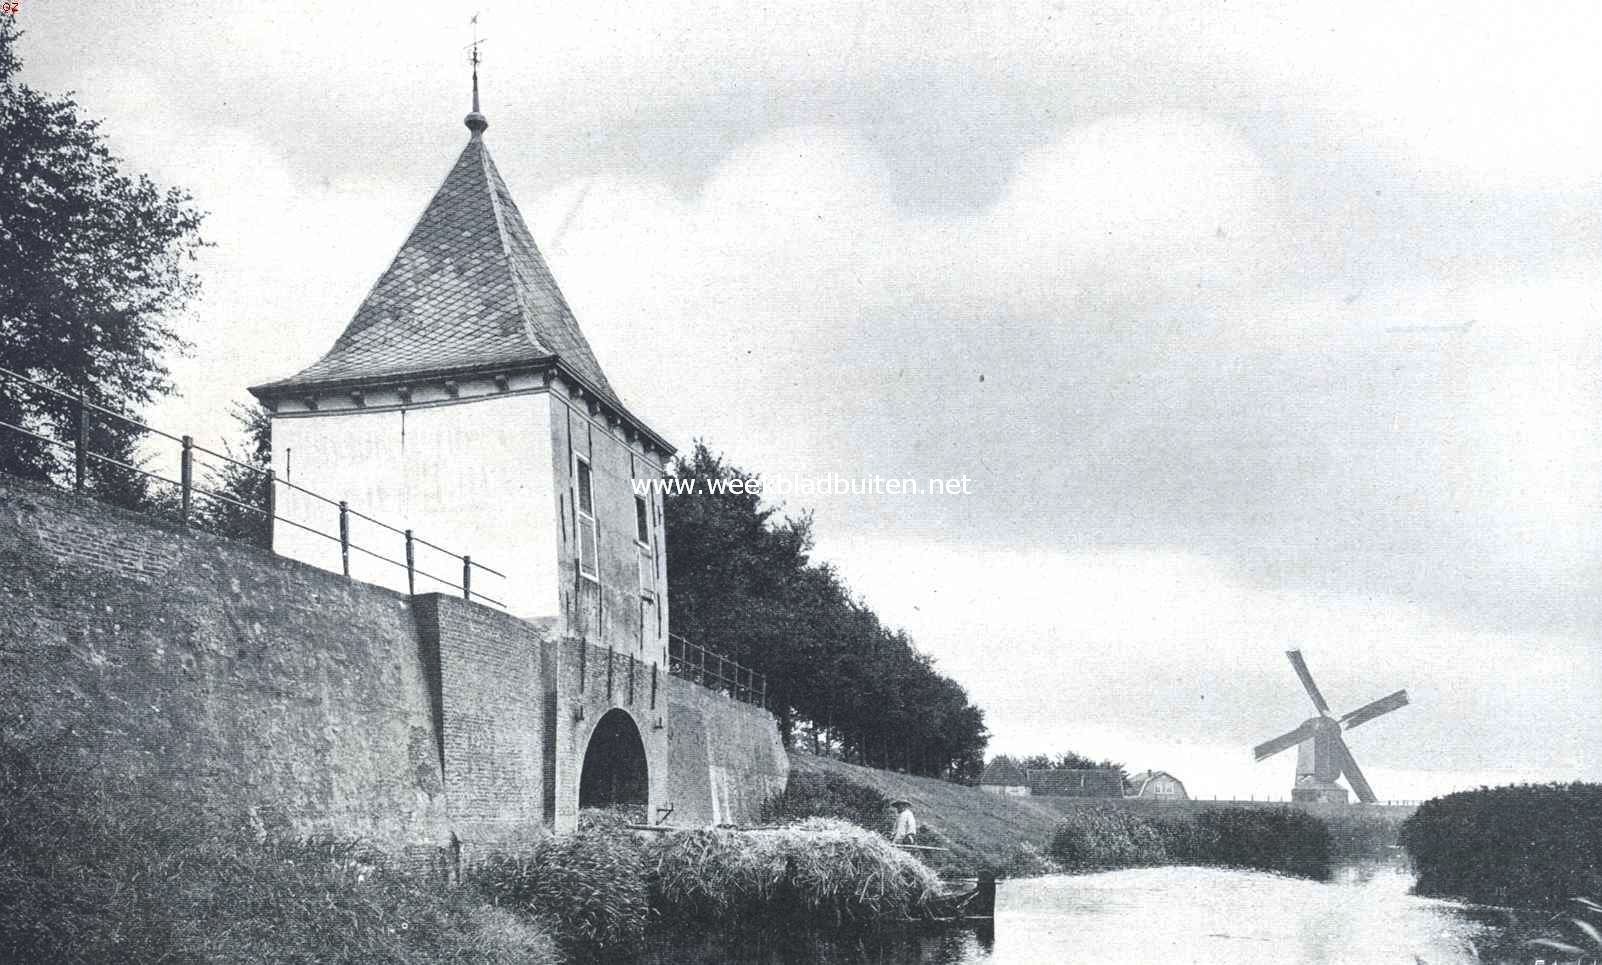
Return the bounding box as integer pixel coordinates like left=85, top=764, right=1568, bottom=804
left=1340, top=689, right=1409, bottom=730
left=1253, top=720, right=1316, bottom=761
left=1332, top=734, right=1378, bottom=803
left=1286, top=650, right=1330, bottom=714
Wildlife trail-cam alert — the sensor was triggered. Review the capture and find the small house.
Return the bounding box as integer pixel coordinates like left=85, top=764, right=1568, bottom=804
left=1126, top=770, right=1188, bottom=800
left=978, top=757, right=1029, bottom=796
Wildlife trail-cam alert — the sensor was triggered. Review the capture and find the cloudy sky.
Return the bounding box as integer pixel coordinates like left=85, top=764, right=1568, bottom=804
left=19, top=1, right=1600, bottom=799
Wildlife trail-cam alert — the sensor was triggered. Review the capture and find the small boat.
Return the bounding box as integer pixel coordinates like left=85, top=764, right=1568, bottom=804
left=921, top=872, right=996, bottom=922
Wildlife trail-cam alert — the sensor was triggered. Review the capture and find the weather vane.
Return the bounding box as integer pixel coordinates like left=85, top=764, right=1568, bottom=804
left=467, top=13, right=487, bottom=116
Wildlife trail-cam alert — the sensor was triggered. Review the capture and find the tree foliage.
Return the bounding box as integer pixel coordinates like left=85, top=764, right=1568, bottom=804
left=664, top=442, right=988, bottom=781
left=198, top=403, right=272, bottom=543
left=1014, top=752, right=1128, bottom=784
left=0, top=21, right=205, bottom=505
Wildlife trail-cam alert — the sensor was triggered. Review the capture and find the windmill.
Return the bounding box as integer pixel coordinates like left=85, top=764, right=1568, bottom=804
left=1253, top=650, right=1409, bottom=804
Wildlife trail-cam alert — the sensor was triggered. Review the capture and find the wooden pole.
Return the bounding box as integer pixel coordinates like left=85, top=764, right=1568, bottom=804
left=404, top=529, right=415, bottom=595
left=338, top=501, right=351, bottom=577
left=74, top=395, right=87, bottom=494
left=179, top=435, right=193, bottom=524
left=262, top=468, right=276, bottom=548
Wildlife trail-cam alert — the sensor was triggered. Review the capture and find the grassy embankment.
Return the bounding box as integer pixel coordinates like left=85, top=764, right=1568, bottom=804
left=779, top=752, right=1333, bottom=880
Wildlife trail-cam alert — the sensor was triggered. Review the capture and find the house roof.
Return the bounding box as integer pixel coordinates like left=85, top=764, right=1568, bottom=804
left=1127, top=770, right=1184, bottom=795
left=1025, top=768, right=1125, bottom=798
left=979, top=758, right=1028, bottom=786
left=249, top=114, right=626, bottom=419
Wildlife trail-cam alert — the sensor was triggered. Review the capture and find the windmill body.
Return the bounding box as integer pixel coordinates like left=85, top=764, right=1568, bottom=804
left=1254, top=650, right=1409, bottom=804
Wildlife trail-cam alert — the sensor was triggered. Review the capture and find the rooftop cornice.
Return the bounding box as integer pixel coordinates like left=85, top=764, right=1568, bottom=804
left=248, top=357, right=676, bottom=459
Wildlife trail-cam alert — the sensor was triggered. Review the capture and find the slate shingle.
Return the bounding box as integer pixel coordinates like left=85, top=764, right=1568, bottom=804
left=253, top=130, right=619, bottom=402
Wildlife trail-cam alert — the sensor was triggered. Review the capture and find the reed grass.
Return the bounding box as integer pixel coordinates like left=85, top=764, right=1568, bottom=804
left=471, top=823, right=650, bottom=957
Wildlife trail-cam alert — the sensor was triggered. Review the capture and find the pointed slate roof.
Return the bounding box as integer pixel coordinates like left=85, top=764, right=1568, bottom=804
left=251, top=123, right=618, bottom=405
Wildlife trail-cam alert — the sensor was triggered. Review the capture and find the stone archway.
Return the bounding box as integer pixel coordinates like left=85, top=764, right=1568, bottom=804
left=578, top=708, right=649, bottom=819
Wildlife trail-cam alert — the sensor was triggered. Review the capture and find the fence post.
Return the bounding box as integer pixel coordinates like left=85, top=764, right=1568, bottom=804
left=180, top=435, right=194, bottom=525
left=462, top=555, right=472, bottom=601
left=262, top=468, right=276, bottom=548
left=760, top=676, right=767, bottom=710
left=404, top=529, right=415, bottom=596
left=74, top=394, right=87, bottom=494
left=338, top=501, right=351, bottom=578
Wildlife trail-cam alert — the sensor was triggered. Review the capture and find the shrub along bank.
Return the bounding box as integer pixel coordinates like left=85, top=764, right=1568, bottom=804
left=1401, top=783, right=1602, bottom=908
left=1045, top=805, right=1330, bottom=879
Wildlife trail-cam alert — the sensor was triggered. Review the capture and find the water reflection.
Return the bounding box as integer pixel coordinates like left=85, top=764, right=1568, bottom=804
left=634, top=925, right=994, bottom=965
left=638, top=864, right=1534, bottom=964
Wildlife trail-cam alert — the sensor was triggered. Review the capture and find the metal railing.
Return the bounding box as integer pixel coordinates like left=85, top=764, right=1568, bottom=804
left=0, top=365, right=505, bottom=608
left=668, top=632, right=767, bottom=708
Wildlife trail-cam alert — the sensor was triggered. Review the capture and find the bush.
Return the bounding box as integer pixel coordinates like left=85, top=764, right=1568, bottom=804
left=1047, top=806, right=1173, bottom=869
left=473, top=828, right=650, bottom=956
left=646, top=817, right=940, bottom=927
left=0, top=741, right=560, bottom=965
left=1400, top=783, right=1602, bottom=908
left=991, top=841, right=1063, bottom=878
left=1044, top=805, right=1330, bottom=879
left=1190, top=807, right=1330, bottom=880
left=760, top=770, right=892, bottom=833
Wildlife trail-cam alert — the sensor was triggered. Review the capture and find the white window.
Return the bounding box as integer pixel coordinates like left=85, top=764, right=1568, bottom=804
left=635, top=494, right=654, bottom=598
left=575, top=455, right=598, bottom=581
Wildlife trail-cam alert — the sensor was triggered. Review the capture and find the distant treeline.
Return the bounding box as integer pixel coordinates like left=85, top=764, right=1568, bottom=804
left=665, top=443, right=989, bottom=782
left=1401, top=783, right=1602, bottom=908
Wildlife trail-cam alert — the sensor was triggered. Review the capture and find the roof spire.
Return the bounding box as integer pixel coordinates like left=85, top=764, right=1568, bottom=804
left=465, top=14, right=488, bottom=136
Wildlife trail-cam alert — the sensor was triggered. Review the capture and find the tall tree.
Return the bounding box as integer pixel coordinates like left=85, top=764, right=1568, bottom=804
left=665, top=441, right=989, bottom=780
left=0, top=21, right=205, bottom=504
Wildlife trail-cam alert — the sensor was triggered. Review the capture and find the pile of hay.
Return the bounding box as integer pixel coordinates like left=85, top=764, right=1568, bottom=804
left=645, top=817, right=941, bottom=926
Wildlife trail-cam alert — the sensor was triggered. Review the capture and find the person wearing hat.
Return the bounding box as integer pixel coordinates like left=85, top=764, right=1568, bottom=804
left=891, top=799, right=918, bottom=845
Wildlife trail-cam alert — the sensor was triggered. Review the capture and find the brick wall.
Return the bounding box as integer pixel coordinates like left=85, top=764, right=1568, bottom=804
left=550, top=635, right=670, bottom=832
left=663, top=674, right=787, bottom=826
left=412, top=595, right=552, bottom=849
left=0, top=478, right=451, bottom=854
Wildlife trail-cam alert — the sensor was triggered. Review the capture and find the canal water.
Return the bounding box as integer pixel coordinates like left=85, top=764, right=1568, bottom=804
left=638, top=863, right=1536, bottom=964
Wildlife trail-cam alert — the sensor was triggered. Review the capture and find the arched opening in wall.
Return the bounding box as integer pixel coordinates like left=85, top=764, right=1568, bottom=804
left=578, top=709, right=648, bottom=822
